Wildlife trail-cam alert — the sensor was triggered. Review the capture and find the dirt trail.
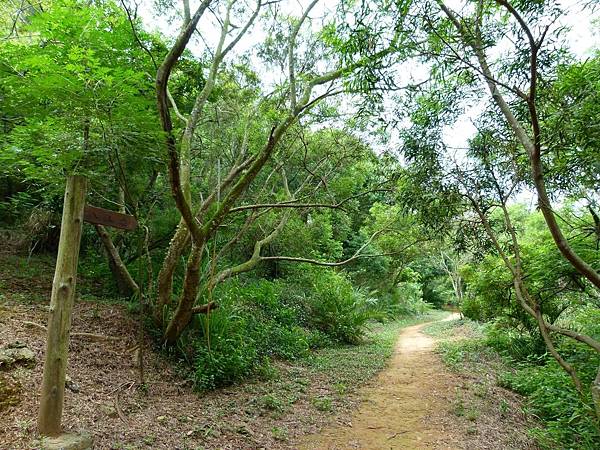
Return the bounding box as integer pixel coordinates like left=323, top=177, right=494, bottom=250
left=299, top=314, right=462, bottom=450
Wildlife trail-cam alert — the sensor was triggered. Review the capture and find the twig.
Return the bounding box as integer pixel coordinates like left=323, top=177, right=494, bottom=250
left=114, top=392, right=129, bottom=425
left=22, top=321, right=121, bottom=341
left=388, top=431, right=409, bottom=440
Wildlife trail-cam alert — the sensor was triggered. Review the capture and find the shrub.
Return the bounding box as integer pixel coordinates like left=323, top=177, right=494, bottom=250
left=387, top=282, right=431, bottom=317
left=190, top=266, right=396, bottom=389
left=193, top=318, right=260, bottom=390
left=300, top=268, right=376, bottom=344
left=192, top=279, right=312, bottom=389
left=500, top=357, right=600, bottom=449
left=484, top=321, right=546, bottom=362
left=489, top=308, right=600, bottom=449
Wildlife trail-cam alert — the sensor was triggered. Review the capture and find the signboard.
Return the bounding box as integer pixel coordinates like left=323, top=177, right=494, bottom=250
left=83, top=205, right=137, bottom=230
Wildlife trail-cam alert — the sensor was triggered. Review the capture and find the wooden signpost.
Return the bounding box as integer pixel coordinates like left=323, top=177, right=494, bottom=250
left=38, top=176, right=136, bottom=440
left=84, top=205, right=137, bottom=231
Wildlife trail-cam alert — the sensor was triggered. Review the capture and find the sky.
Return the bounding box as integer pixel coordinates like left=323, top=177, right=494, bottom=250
left=137, top=0, right=599, bottom=188
left=440, top=0, right=599, bottom=151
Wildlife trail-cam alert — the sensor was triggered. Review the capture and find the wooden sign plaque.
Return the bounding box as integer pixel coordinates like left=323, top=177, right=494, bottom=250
left=83, top=205, right=137, bottom=230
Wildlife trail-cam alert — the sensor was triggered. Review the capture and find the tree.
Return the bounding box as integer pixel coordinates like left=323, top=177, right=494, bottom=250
left=430, top=0, right=600, bottom=289
left=152, top=0, right=408, bottom=344
left=0, top=0, right=162, bottom=291
left=390, top=0, right=600, bottom=419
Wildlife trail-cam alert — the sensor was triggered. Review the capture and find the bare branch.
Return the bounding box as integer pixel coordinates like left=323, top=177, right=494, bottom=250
left=288, top=0, right=320, bottom=111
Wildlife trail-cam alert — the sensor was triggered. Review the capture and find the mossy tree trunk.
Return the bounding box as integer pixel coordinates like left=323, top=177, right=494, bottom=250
left=38, top=175, right=87, bottom=436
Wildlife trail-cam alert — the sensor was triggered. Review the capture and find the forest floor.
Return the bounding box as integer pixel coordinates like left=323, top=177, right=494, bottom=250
left=1, top=253, right=536, bottom=449
left=299, top=316, right=539, bottom=450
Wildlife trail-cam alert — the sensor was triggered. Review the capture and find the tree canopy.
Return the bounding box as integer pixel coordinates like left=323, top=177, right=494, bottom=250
left=1, top=1, right=600, bottom=446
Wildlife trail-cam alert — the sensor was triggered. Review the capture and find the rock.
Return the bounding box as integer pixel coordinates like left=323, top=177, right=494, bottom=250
left=99, top=403, right=118, bottom=418
left=7, top=340, right=27, bottom=349
left=65, top=375, right=80, bottom=393
left=0, top=345, right=36, bottom=368
left=42, top=432, right=93, bottom=450
left=65, top=379, right=80, bottom=393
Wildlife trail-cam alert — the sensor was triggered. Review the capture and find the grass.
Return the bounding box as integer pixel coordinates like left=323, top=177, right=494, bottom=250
left=424, top=318, right=511, bottom=376
left=271, top=426, right=289, bottom=441
left=311, top=396, right=333, bottom=412
left=237, top=310, right=450, bottom=422
left=423, top=316, right=484, bottom=339
left=303, top=310, right=450, bottom=387
left=429, top=318, right=556, bottom=449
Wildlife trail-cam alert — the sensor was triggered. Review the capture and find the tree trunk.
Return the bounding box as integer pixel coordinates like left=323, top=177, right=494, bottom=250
left=593, top=367, right=600, bottom=420
left=163, top=243, right=203, bottom=345
left=95, top=224, right=139, bottom=297
left=38, top=175, right=87, bottom=436
left=155, top=221, right=190, bottom=325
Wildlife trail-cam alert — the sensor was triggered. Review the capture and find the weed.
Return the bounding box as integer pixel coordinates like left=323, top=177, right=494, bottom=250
left=260, top=394, right=285, bottom=412
left=15, top=418, right=32, bottom=435
left=473, top=382, right=488, bottom=398
left=333, top=382, right=347, bottom=396
left=271, top=426, right=289, bottom=441
left=311, top=396, right=333, bottom=412
left=453, top=389, right=465, bottom=417
left=256, top=362, right=280, bottom=381
left=142, top=435, right=156, bottom=446
left=466, top=407, right=480, bottom=422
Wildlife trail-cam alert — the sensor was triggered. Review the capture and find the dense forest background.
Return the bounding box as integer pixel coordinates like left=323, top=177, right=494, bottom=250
left=1, top=0, right=600, bottom=448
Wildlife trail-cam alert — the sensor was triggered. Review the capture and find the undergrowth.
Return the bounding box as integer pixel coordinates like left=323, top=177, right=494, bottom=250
left=185, top=270, right=436, bottom=391
left=433, top=317, right=600, bottom=449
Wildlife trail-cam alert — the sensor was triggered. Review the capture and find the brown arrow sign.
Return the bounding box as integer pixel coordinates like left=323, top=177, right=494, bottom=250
left=83, top=205, right=137, bottom=230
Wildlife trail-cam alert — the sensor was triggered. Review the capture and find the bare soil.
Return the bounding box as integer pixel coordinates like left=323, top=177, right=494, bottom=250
left=299, top=315, right=537, bottom=450
left=1, top=254, right=536, bottom=449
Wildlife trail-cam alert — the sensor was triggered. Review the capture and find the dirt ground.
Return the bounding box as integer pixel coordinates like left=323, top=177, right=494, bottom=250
left=1, top=255, right=536, bottom=449
left=299, top=315, right=537, bottom=450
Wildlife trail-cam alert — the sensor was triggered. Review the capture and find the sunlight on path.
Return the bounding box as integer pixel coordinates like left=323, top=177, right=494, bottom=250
left=298, top=314, right=461, bottom=450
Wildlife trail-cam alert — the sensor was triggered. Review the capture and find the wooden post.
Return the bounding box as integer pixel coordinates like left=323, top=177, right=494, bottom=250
left=38, top=175, right=87, bottom=436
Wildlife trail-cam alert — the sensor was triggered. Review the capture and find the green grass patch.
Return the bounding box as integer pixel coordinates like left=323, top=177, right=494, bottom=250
left=303, top=311, right=449, bottom=386
left=433, top=319, right=600, bottom=449
left=423, top=317, right=485, bottom=338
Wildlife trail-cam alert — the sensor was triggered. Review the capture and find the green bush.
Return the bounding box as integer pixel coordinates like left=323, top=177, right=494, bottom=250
left=435, top=308, right=600, bottom=449
left=484, top=321, right=546, bottom=362
left=190, top=267, right=389, bottom=389
left=388, top=282, right=431, bottom=317
left=193, top=318, right=260, bottom=390
left=460, top=295, right=487, bottom=322
left=485, top=308, right=600, bottom=449
left=300, top=268, right=377, bottom=344
left=192, top=279, right=312, bottom=390
left=372, top=267, right=431, bottom=319
left=500, top=356, right=600, bottom=449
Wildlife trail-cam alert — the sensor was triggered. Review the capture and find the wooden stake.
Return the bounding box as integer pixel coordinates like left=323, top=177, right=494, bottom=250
left=38, top=175, right=87, bottom=436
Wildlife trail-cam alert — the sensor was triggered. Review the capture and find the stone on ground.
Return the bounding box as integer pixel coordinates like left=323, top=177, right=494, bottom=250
left=41, top=433, right=93, bottom=450
left=0, top=343, right=36, bottom=368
